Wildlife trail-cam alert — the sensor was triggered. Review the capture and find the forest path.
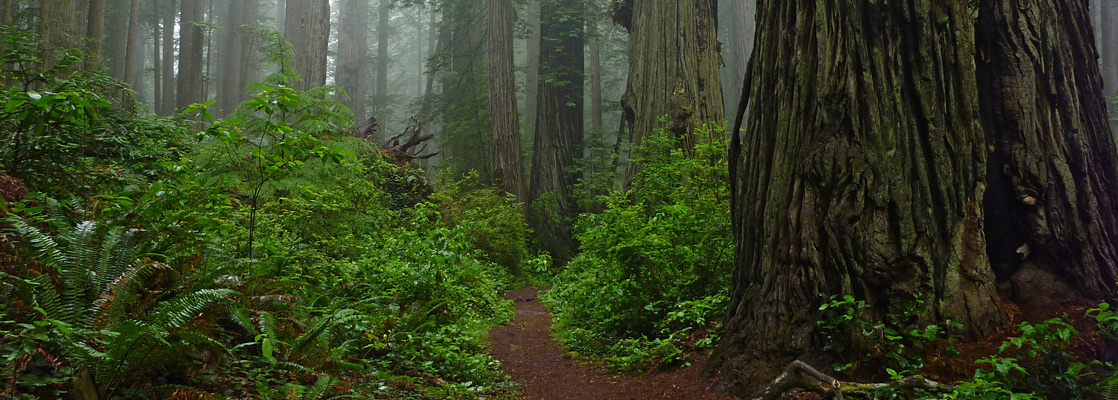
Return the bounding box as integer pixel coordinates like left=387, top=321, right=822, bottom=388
left=487, top=287, right=734, bottom=400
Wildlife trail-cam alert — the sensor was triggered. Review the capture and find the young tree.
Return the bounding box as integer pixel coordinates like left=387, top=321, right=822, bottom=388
left=336, top=0, right=370, bottom=121
left=488, top=0, right=523, bottom=200
left=177, top=0, right=205, bottom=110
left=712, top=1, right=1118, bottom=396
left=284, top=0, right=329, bottom=90
left=528, top=0, right=584, bottom=263
left=613, top=0, right=722, bottom=187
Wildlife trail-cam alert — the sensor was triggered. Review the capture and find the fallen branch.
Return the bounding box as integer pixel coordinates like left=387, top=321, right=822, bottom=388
left=382, top=118, right=438, bottom=160
left=752, top=361, right=950, bottom=400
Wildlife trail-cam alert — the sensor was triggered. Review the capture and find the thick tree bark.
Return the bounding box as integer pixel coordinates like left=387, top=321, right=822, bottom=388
left=488, top=0, right=524, bottom=201
left=978, top=0, right=1118, bottom=299
left=337, top=0, right=369, bottom=121
left=616, top=0, right=723, bottom=188
left=528, top=0, right=584, bottom=263
left=375, top=0, right=390, bottom=113
left=39, top=0, right=86, bottom=72
left=713, top=1, right=1003, bottom=395
left=714, top=0, right=1118, bottom=397
left=176, top=0, right=205, bottom=111
left=285, top=0, right=329, bottom=90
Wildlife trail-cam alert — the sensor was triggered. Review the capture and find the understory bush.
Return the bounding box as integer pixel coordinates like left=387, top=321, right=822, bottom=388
left=0, top=31, right=519, bottom=399
left=544, top=121, right=732, bottom=370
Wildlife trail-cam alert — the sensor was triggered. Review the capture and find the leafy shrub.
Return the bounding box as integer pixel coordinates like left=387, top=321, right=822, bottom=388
left=429, top=172, right=531, bottom=274
left=544, top=122, right=731, bottom=370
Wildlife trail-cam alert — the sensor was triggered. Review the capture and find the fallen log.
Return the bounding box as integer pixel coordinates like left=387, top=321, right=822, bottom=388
left=752, top=360, right=950, bottom=400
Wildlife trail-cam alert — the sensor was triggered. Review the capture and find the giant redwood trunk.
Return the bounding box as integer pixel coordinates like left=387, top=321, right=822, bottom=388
left=714, top=0, right=1118, bottom=396
left=528, top=0, right=584, bottom=263
left=488, top=0, right=525, bottom=201
left=614, top=0, right=723, bottom=187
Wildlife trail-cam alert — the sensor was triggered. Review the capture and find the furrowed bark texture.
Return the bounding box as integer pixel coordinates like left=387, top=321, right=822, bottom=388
left=528, top=0, right=584, bottom=263
left=285, top=0, right=329, bottom=90
left=619, top=0, right=723, bottom=187
left=714, top=1, right=1005, bottom=395
left=978, top=0, right=1118, bottom=299
left=715, top=0, right=1118, bottom=396
left=488, top=0, right=525, bottom=201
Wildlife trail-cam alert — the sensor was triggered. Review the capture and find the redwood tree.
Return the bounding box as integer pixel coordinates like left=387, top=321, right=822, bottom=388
left=285, top=0, right=329, bottom=90
left=613, top=0, right=722, bottom=187
left=713, top=0, right=1118, bottom=396
left=336, top=0, right=369, bottom=121
left=176, top=0, right=205, bottom=111
left=488, top=0, right=524, bottom=200
left=528, top=0, right=584, bottom=263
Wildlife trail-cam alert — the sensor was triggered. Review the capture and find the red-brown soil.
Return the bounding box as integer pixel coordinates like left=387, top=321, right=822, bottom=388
left=488, top=287, right=736, bottom=400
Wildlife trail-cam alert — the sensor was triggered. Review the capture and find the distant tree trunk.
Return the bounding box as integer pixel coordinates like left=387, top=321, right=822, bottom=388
left=718, top=0, right=754, bottom=118
left=375, top=0, right=390, bottom=113
left=203, top=0, right=215, bottom=99
left=337, top=0, right=369, bottom=121
left=84, top=0, right=106, bottom=71
left=525, top=0, right=541, bottom=141
left=276, top=0, right=286, bottom=34
left=587, top=2, right=603, bottom=132
left=425, top=8, right=437, bottom=95
left=1103, top=0, right=1118, bottom=92
left=177, top=0, right=205, bottom=110
left=217, top=0, right=257, bottom=116
left=153, top=0, right=162, bottom=114
left=0, top=0, right=13, bottom=26
left=123, top=0, right=142, bottom=87
left=712, top=1, right=1118, bottom=397
left=528, top=0, right=584, bottom=263
left=1094, top=0, right=1102, bottom=52
left=161, top=0, right=177, bottom=114
left=285, top=0, right=329, bottom=90
left=488, top=0, right=524, bottom=200
left=615, top=0, right=723, bottom=188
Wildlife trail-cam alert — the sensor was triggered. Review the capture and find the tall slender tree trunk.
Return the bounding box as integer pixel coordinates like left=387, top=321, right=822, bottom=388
left=588, top=3, right=603, bottom=132
left=524, top=0, right=541, bottom=142
left=1103, top=1, right=1118, bottom=92
left=425, top=8, right=437, bottom=95
left=615, top=0, right=723, bottom=188
left=489, top=0, right=524, bottom=200
left=528, top=0, right=584, bottom=263
left=84, top=0, right=106, bottom=71
left=0, top=0, right=14, bottom=26
left=337, top=0, right=369, bottom=122
left=123, top=0, right=142, bottom=87
left=285, top=0, right=329, bottom=90
left=375, top=0, right=390, bottom=113
left=161, top=0, right=177, bottom=115
left=177, top=0, right=205, bottom=110
left=713, top=1, right=1118, bottom=396
left=153, top=0, right=162, bottom=115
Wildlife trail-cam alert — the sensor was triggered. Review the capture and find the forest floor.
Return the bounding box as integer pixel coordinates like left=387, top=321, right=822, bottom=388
left=488, top=287, right=735, bottom=400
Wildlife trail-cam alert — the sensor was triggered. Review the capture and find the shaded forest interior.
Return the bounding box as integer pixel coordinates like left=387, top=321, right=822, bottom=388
left=3, top=1, right=1118, bottom=400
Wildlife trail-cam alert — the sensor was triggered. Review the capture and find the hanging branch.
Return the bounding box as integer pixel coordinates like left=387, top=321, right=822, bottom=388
left=752, top=361, right=950, bottom=400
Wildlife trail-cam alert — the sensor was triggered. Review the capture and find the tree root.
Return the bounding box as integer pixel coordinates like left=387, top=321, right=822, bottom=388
left=751, top=361, right=950, bottom=400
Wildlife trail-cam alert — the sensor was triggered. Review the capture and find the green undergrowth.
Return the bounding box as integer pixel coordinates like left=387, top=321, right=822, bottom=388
left=0, top=30, right=528, bottom=399
left=544, top=120, right=732, bottom=372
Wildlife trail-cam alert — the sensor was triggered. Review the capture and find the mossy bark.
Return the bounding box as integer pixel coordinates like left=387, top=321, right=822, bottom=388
left=715, top=0, right=1118, bottom=396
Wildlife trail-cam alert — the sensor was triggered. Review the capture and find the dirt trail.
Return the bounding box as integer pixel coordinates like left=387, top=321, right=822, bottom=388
left=488, top=287, right=735, bottom=400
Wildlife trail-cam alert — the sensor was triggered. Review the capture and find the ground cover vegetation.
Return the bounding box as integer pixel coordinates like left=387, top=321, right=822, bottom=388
left=0, top=29, right=533, bottom=400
